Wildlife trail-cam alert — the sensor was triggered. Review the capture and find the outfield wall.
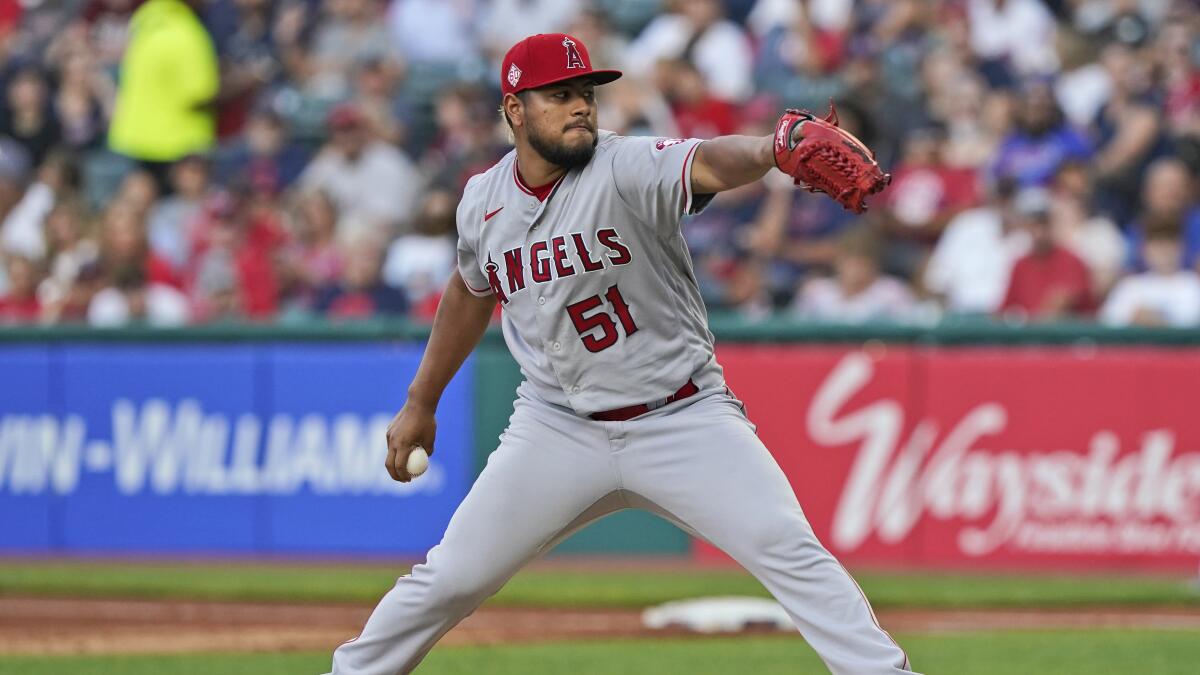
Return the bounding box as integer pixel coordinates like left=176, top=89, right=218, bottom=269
left=0, top=342, right=475, bottom=556
left=2, top=319, right=1199, bottom=569
left=706, top=345, right=1200, bottom=572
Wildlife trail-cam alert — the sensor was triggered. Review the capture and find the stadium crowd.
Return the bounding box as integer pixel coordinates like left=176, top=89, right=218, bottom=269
left=0, top=0, right=1196, bottom=327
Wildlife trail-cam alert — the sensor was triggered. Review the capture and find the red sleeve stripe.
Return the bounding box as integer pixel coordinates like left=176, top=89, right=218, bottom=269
left=680, top=141, right=701, bottom=215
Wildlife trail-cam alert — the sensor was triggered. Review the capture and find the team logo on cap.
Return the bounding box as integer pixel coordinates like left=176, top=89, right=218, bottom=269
left=563, top=37, right=585, bottom=70
left=507, top=63, right=523, bottom=88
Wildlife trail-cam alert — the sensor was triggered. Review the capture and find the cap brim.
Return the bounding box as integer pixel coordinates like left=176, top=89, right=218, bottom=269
left=527, top=69, right=623, bottom=92
left=586, top=70, right=623, bottom=85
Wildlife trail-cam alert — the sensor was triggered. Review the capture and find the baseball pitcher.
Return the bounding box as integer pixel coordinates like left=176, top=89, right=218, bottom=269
left=327, top=33, right=907, bottom=675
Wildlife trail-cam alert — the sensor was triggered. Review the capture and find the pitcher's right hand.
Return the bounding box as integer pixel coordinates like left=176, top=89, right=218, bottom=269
left=385, top=401, right=437, bottom=483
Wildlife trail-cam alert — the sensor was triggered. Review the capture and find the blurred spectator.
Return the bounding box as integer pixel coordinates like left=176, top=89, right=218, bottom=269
left=753, top=4, right=846, bottom=111
left=0, top=66, right=62, bottom=167
left=1089, top=43, right=1172, bottom=224
left=308, top=0, right=401, bottom=99
left=88, top=261, right=190, bottom=326
left=743, top=170, right=857, bottom=308
left=108, top=0, right=219, bottom=187
left=0, top=151, right=78, bottom=261
left=1050, top=161, right=1126, bottom=296
left=52, top=265, right=109, bottom=324
left=747, top=0, right=852, bottom=37
left=686, top=179, right=767, bottom=309
left=791, top=226, right=919, bottom=323
left=480, top=0, right=581, bottom=65
left=37, top=201, right=99, bottom=322
left=663, top=59, right=738, bottom=139
left=98, top=200, right=181, bottom=290
left=115, top=169, right=162, bottom=218
left=351, top=58, right=407, bottom=147
left=966, top=0, right=1059, bottom=85
left=185, top=189, right=285, bottom=320
left=1125, top=158, right=1200, bottom=270
left=53, top=50, right=115, bottom=151
left=1156, top=22, right=1200, bottom=139
left=0, top=139, right=31, bottom=243
left=924, top=179, right=1030, bottom=315
left=147, top=155, right=215, bottom=270
left=89, top=192, right=191, bottom=327
left=1054, top=27, right=1111, bottom=129
left=314, top=232, right=407, bottom=319
left=186, top=222, right=241, bottom=321
left=16, top=0, right=71, bottom=68
left=1073, top=2, right=1160, bottom=47
left=279, top=189, right=343, bottom=311
left=422, top=85, right=507, bottom=190
left=383, top=189, right=459, bottom=320
left=0, top=254, right=41, bottom=322
left=1100, top=222, right=1200, bottom=327
left=842, top=0, right=934, bottom=156
left=387, top=0, right=483, bottom=69
left=926, top=61, right=1009, bottom=169
left=878, top=122, right=981, bottom=279
left=242, top=159, right=288, bottom=227
left=299, top=103, right=424, bottom=237
left=209, top=0, right=282, bottom=140
left=627, top=0, right=754, bottom=102
left=998, top=187, right=1096, bottom=320
left=214, top=108, right=310, bottom=191
left=992, top=79, right=1093, bottom=187
left=78, top=0, right=140, bottom=71
left=259, top=1, right=332, bottom=140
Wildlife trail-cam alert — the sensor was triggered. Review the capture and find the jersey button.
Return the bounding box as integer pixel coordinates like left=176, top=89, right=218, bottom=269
left=571, top=385, right=581, bottom=394
left=538, top=296, right=546, bottom=305
left=552, top=341, right=561, bottom=351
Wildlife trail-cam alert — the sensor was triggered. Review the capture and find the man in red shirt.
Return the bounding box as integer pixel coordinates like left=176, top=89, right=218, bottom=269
left=186, top=189, right=286, bottom=320
left=998, top=188, right=1095, bottom=320
left=880, top=123, right=980, bottom=279
left=666, top=59, right=739, bottom=139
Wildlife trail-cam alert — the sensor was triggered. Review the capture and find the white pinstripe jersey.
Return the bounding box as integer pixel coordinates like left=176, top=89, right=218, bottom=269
left=456, top=131, right=723, bottom=416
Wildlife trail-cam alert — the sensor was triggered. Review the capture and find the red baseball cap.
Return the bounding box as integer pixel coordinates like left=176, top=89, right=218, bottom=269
left=501, top=33, right=622, bottom=96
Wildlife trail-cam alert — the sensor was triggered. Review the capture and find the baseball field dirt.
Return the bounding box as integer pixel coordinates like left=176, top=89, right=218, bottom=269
left=2, top=595, right=1200, bottom=656
left=0, top=560, right=1198, bottom=673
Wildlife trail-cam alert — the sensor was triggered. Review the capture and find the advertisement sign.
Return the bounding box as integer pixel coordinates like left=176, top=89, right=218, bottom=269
left=0, top=343, right=473, bottom=556
left=702, top=346, right=1200, bottom=571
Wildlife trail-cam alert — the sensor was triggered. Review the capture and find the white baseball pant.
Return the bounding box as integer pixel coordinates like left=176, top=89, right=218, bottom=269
left=327, top=387, right=915, bottom=674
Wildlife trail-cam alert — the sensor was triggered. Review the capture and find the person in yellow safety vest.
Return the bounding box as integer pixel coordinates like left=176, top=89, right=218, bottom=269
left=108, top=0, right=219, bottom=181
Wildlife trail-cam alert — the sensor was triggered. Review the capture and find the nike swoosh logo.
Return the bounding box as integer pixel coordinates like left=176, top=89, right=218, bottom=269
left=484, top=207, right=504, bottom=222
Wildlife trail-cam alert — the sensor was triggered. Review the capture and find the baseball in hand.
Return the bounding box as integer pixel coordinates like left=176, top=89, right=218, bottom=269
left=406, top=446, right=429, bottom=477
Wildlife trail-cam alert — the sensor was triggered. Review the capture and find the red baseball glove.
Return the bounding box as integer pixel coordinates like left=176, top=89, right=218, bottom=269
left=773, top=103, right=891, bottom=214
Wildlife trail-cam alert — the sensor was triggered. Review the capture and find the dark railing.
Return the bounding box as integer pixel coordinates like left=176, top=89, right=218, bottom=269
left=4, top=314, right=1200, bottom=346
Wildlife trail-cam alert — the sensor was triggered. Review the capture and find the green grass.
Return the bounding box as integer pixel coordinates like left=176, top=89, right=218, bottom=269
left=0, top=560, right=1197, bottom=609
left=1, top=631, right=1198, bottom=674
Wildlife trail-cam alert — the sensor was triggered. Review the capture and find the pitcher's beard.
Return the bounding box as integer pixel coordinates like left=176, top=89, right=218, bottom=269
left=528, top=125, right=597, bottom=169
